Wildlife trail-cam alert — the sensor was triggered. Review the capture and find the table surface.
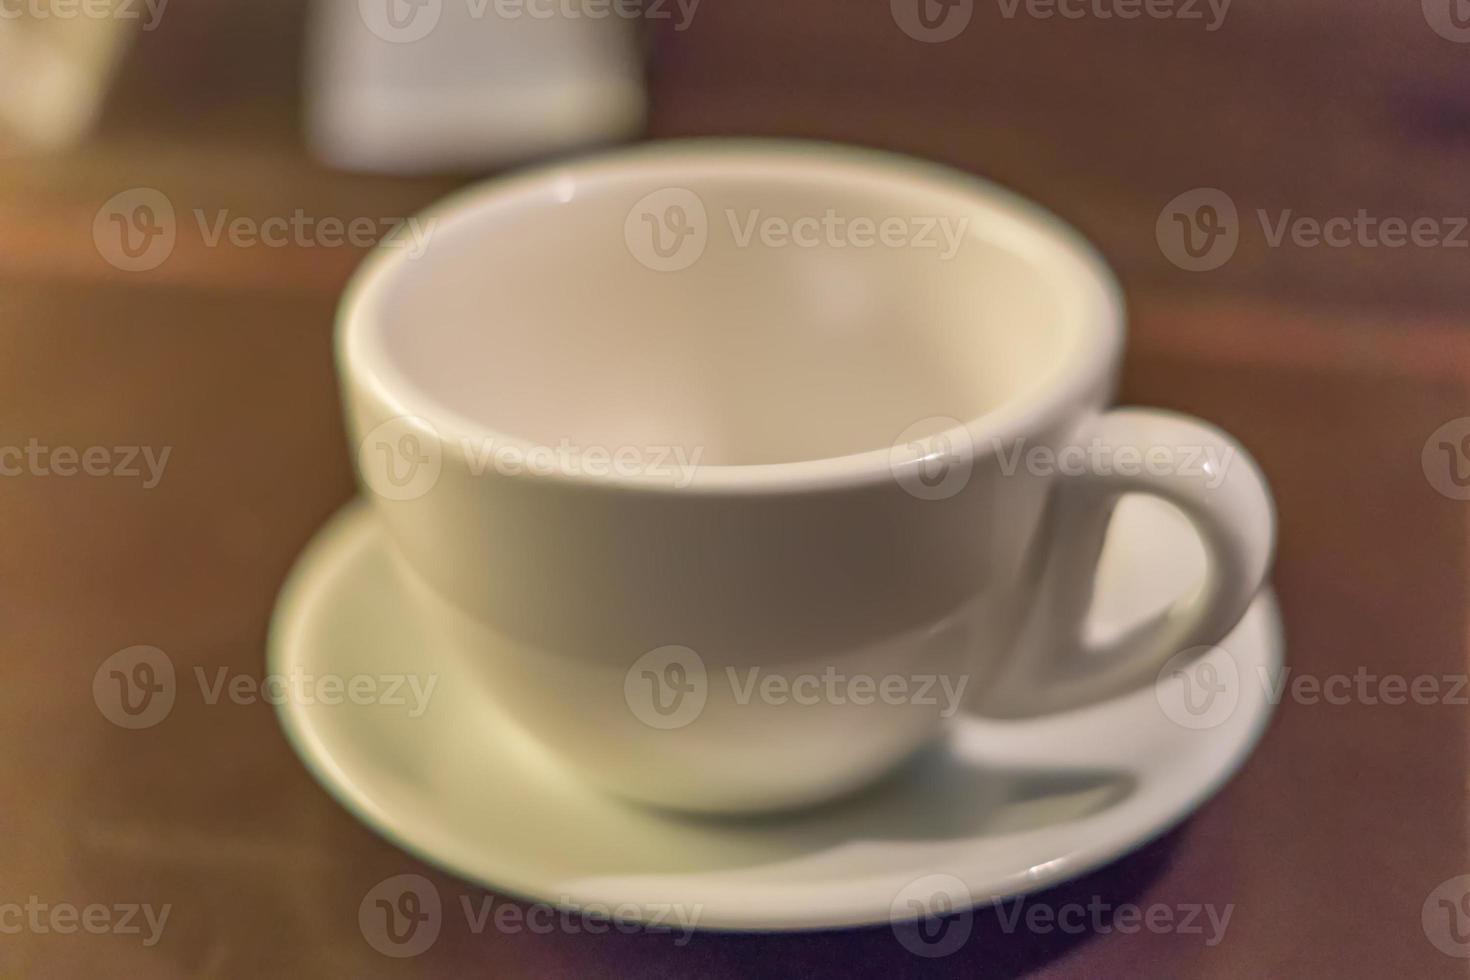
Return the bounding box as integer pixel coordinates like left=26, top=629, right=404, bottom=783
left=1, top=1, right=1467, bottom=976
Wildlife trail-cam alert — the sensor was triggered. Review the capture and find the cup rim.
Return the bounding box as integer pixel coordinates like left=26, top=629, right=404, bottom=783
left=338, top=138, right=1124, bottom=495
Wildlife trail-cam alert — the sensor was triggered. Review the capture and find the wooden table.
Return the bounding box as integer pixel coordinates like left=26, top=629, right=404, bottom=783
left=1, top=1, right=1466, bottom=975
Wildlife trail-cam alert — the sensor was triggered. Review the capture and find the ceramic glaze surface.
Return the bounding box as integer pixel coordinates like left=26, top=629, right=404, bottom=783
left=269, top=498, right=1282, bottom=929
left=335, top=142, right=1276, bottom=812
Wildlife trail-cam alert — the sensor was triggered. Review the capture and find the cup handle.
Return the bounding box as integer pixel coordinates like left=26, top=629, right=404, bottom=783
left=978, top=407, right=1276, bottom=718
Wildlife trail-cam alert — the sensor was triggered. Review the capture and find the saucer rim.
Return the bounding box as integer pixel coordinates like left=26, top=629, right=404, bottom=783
left=270, top=499, right=1282, bottom=932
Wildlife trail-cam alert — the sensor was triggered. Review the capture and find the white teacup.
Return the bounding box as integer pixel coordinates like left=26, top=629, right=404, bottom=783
left=338, top=141, right=1275, bottom=815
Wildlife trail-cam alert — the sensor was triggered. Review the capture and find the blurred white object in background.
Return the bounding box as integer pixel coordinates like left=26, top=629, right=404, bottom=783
left=0, top=2, right=136, bottom=152
left=306, top=0, right=646, bottom=174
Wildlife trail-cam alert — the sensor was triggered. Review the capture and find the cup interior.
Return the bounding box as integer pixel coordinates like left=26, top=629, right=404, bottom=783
left=350, top=143, right=1117, bottom=468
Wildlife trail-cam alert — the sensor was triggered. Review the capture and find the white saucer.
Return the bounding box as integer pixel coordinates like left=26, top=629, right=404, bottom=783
left=270, top=498, right=1282, bottom=932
